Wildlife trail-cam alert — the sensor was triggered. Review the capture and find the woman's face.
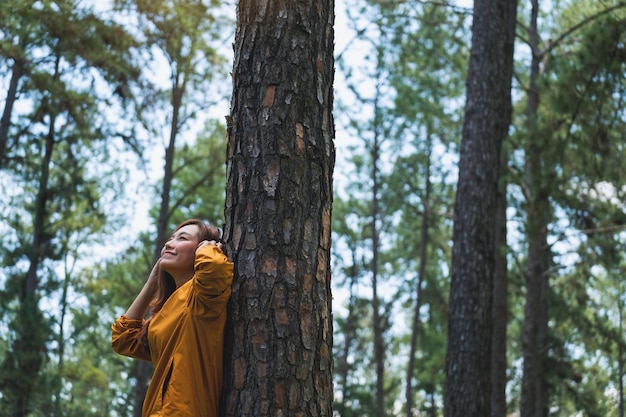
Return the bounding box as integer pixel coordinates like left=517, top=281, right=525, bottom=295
left=159, top=224, right=201, bottom=276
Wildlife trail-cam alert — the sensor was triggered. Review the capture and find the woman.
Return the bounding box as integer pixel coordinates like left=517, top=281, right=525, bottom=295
left=111, top=219, right=233, bottom=417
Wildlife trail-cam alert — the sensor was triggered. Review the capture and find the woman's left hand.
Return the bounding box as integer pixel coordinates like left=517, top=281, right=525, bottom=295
left=196, top=240, right=221, bottom=252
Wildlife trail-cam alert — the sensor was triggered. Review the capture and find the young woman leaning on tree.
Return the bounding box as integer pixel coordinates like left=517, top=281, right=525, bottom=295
left=112, top=219, right=233, bottom=417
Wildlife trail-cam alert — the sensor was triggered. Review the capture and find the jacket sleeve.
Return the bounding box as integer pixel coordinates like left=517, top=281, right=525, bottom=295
left=191, top=244, right=234, bottom=318
left=111, top=315, right=151, bottom=361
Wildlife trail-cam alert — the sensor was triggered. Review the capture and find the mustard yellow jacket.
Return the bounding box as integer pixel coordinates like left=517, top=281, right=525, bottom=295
left=112, top=245, right=233, bottom=417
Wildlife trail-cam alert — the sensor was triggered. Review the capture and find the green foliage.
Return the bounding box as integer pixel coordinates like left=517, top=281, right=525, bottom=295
left=160, top=119, right=228, bottom=227
left=0, top=0, right=229, bottom=415
left=554, top=13, right=626, bottom=181
left=112, top=0, right=231, bottom=139
left=0, top=295, right=50, bottom=416
left=333, top=1, right=468, bottom=416
left=0, top=0, right=143, bottom=414
left=55, top=252, right=151, bottom=417
left=504, top=1, right=626, bottom=415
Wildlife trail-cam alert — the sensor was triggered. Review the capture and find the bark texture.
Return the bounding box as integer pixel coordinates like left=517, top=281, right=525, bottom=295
left=444, top=0, right=517, bottom=415
left=520, top=1, right=551, bottom=416
left=491, top=0, right=518, bottom=415
left=221, top=1, right=335, bottom=417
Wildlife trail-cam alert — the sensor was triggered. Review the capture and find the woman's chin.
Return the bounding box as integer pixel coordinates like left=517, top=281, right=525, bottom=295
left=159, top=260, right=175, bottom=273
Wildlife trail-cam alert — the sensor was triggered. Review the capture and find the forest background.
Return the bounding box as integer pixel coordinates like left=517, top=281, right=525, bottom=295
left=1, top=0, right=626, bottom=417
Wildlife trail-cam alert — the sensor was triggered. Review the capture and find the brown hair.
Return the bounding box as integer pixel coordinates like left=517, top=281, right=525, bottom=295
left=136, top=219, right=220, bottom=352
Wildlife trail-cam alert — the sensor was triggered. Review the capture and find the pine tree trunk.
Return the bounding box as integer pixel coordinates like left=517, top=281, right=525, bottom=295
left=0, top=56, right=23, bottom=168
left=132, top=362, right=152, bottom=417
left=11, top=69, right=59, bottom=417
left=337, top=259, right=359, bottom=411
left=491, top=156, right=509, bottom=417
left=221, top=1, right=335, bottom=417
left=491, top=0, right=517, bottom=414
left=444, top=0, right=517, bottom=415
left=370, top=121, right=385, bottom=417
left=520, top=1, right=550, bottom=416
left=405, top=145, right=431, bottom=417
left=619, top=299, right=624, bottom=417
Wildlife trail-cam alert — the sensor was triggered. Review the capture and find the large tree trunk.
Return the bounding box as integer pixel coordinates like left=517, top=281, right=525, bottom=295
left=444, top=0, right=517, bottom=415
left=221, top=1, right=335, bottom=417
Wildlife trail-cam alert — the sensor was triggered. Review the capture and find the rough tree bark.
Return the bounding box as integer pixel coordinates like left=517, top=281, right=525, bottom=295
left=520, top=2, right=550, bottom=417
left=491, top=1, right=518, bottom=416
left=444, top=0, right=517, bottom=415
left=221, top=1, right=335, bottom=417
left=491, top=152, right=510, bottom=417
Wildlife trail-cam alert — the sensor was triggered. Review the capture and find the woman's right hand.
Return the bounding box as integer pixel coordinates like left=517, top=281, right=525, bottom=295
left=146, top=259, right=161, bottom=293
left=123, top=259, right=161, bottom=319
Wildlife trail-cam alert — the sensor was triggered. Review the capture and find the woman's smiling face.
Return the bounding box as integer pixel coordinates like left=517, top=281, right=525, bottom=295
left=159, top=224, right=201, bottom=277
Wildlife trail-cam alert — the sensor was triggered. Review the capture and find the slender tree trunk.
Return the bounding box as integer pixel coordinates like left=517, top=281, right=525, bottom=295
left=405, top=145, right=432, bottom=417
left=619, top=297, right=624, bottom=417
left=155, top=80, right=183, bottom=254
left=444, top=0, right=517, bottom=415
left=132, top=362, right=152, bottom=417
left=12, top=117, right=54, bottom=417
left=0, top=56, right=24, bottom=168
left=491, top=156, right=509, bottom=417
left=12, top=54, right=61, bottom=417
left=491, top=0, right=517, bottom=414
left=24, top=114, right=56, bottom=297
left=371, top=122, right=385, bottom=417
left=337, top=252, right=359, bottom=410
left=221, top=1, right=335, bottom=416
left=55, top=260, right=72, bottom=417
left=520, top=1, right=551, bottom=417
left=520, top=202, right=550, bottom=417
